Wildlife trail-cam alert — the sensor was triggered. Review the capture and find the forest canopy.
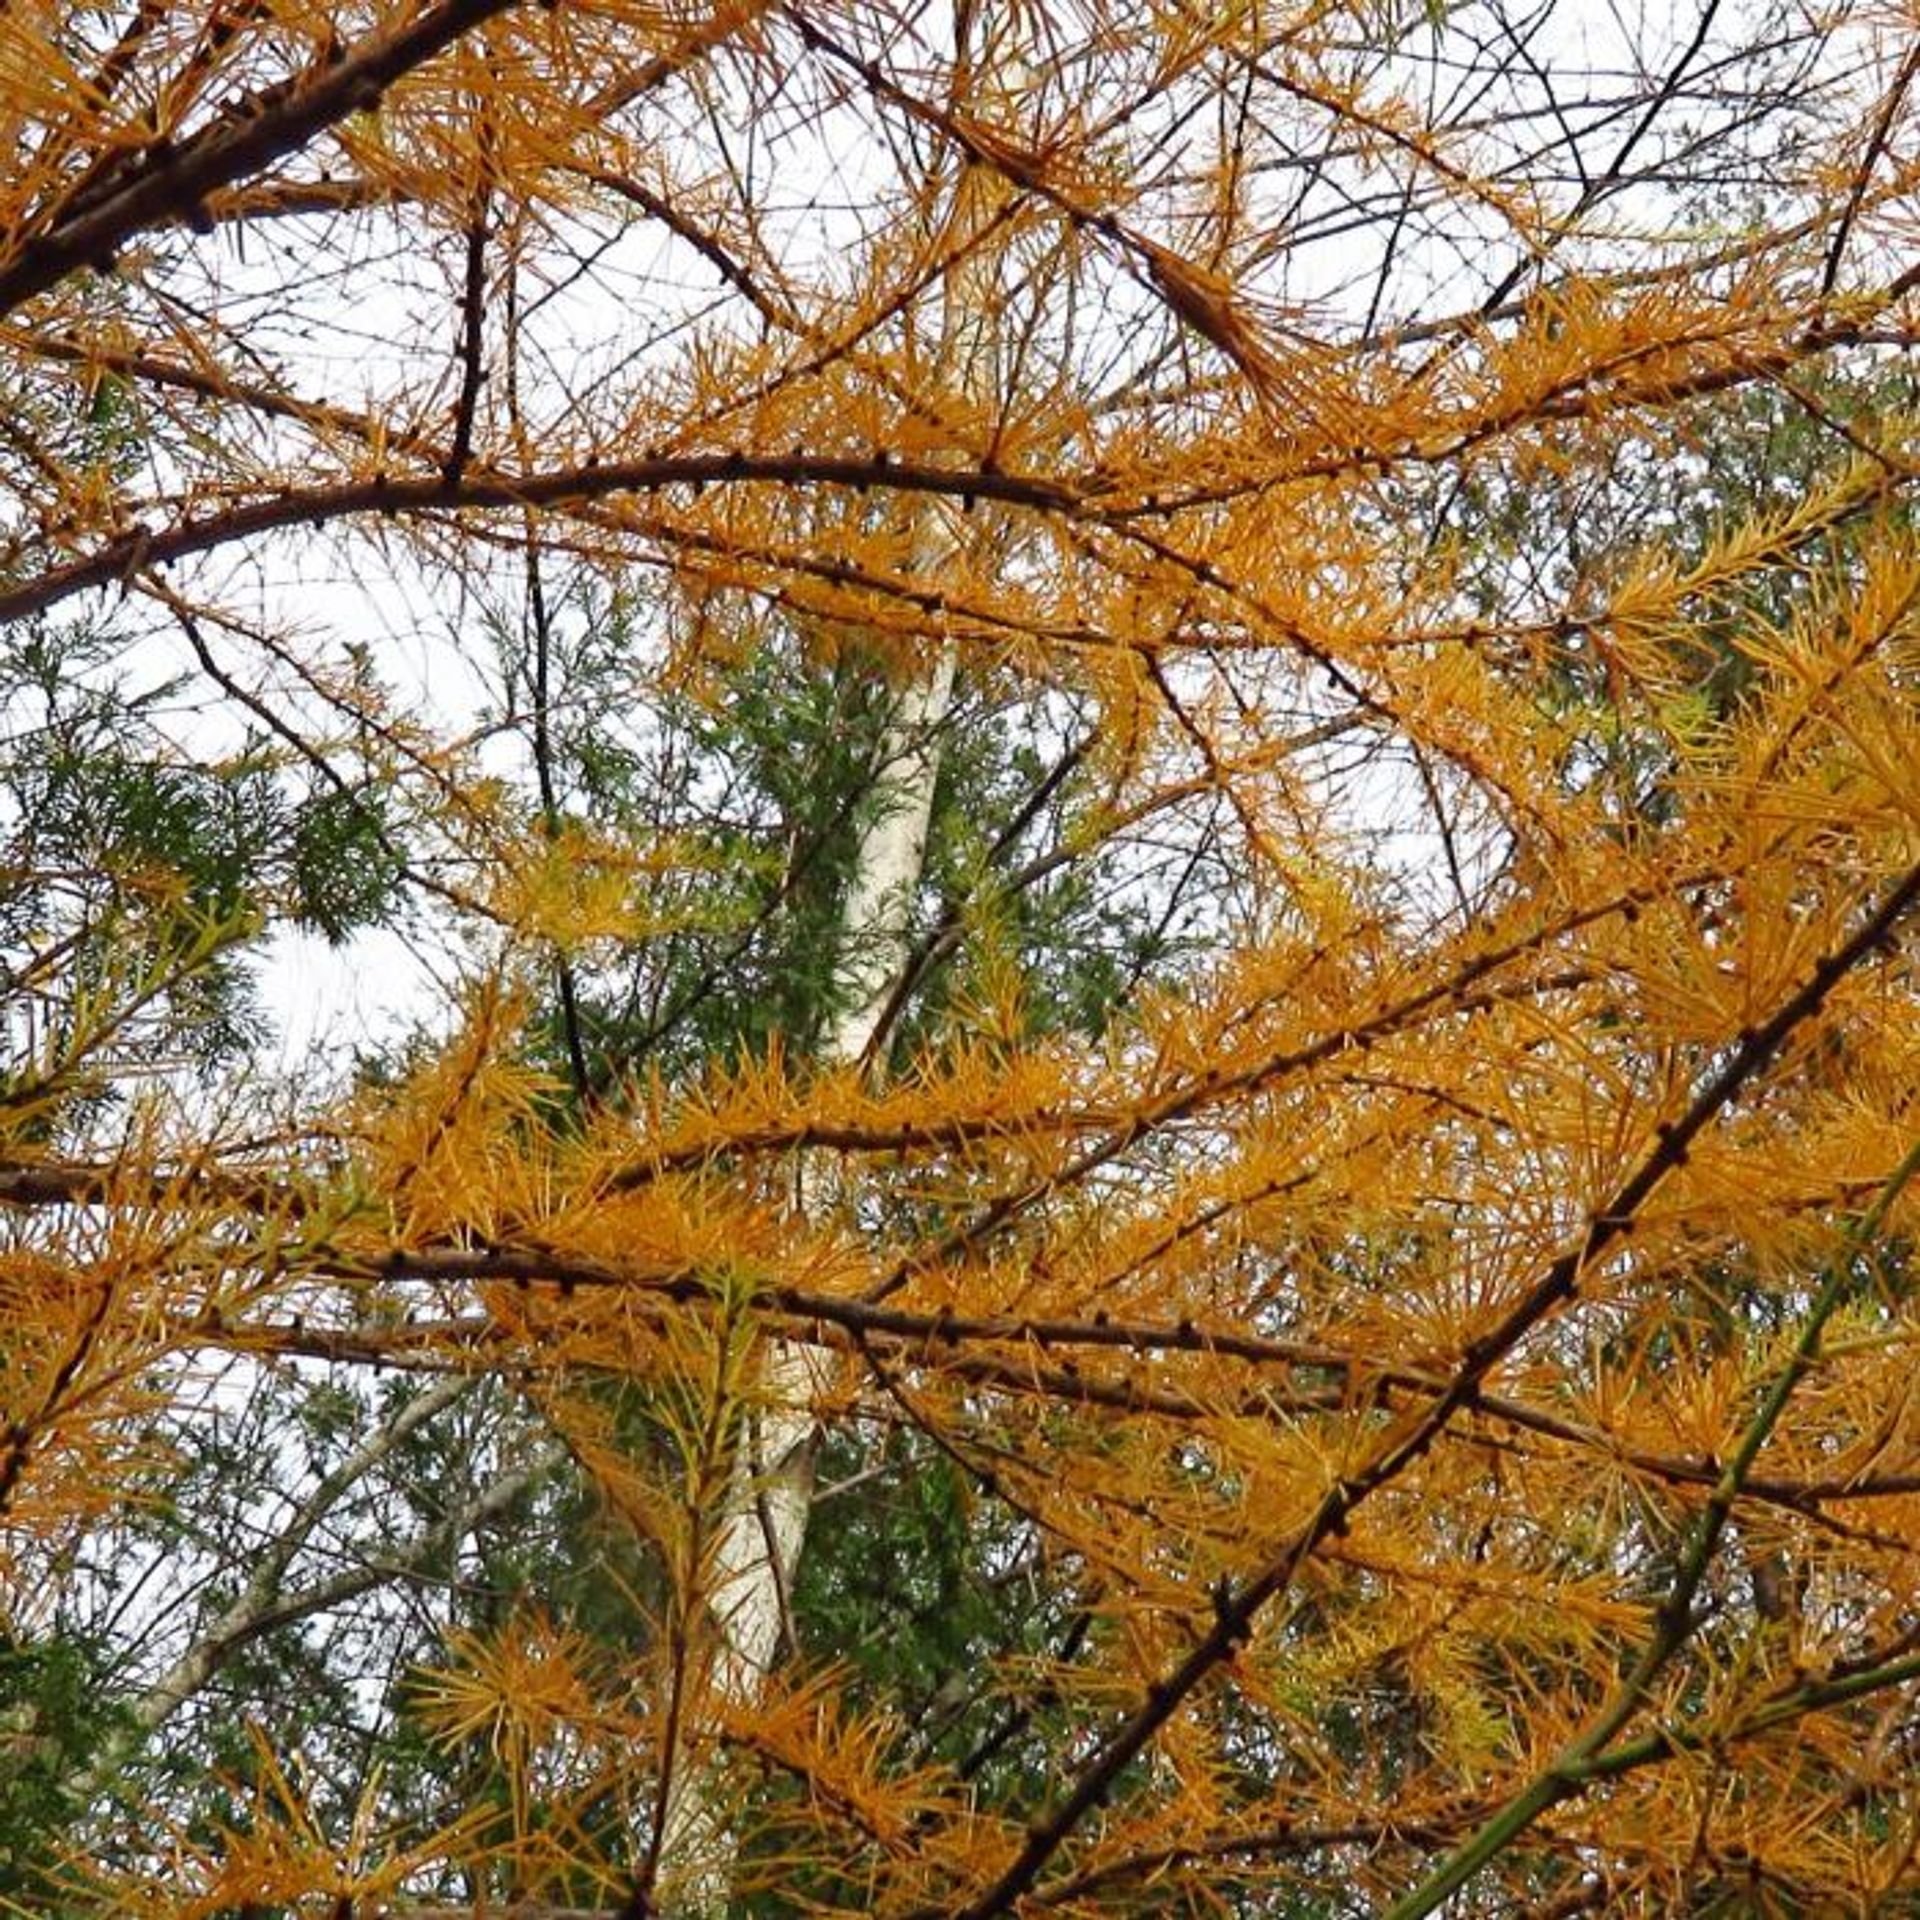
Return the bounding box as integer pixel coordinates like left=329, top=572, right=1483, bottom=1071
left=4, top=0, right=1920, bottom=1914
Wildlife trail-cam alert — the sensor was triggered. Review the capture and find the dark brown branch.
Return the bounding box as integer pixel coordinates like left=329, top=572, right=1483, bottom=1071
left=1, top=325, right=454, bottom=470
left=0, top=1156, right=311, bottom=1215
left=1820, top=36, right=1920, bottom=299
left=0, top=452, right=1085, bottom=628
left=0, top=0, right=524, bottom=323
left=444, top=189, right=492, bottom=486
left=1454, top=0, right=1731, bottom=329
left=162, top=1301, right=1920, bottom=1552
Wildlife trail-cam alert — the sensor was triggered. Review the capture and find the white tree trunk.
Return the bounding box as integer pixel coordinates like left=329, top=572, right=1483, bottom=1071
left=655, top=24, right=1021, bottom=1907
left=656, top=642, right=959, bottom=1918
left=652, top=11, right=1029, bottom=1889
left=709, top=629, right=959, bottom=1688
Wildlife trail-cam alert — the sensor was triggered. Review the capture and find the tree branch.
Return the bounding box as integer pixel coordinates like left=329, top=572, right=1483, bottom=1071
left=0, top=0, right=523, bottom=322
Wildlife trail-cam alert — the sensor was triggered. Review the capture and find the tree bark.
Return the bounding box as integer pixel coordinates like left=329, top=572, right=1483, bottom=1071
left=652, top=26, right=1018, bottom=1909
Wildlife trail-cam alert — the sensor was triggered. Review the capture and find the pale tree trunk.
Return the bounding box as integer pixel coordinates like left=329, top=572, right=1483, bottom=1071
left=706, top=632, right=960, bottom=1692
left=655, top=592, right=961, bottom=1920
left=653, top=27, right=1018, bottom=1912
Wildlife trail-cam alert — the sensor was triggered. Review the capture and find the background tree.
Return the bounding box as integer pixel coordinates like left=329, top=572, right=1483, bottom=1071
left=4, top=1, right=1920, bottom=1916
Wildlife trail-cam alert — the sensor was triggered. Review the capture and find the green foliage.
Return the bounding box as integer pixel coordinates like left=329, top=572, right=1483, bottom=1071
left=0, top=1633, right=128, bottom=1905
left=491, top=582, right=1208, bottom=1106
left=287, top=783, right=406, bottom=944
left=795, top=1429, right=1070, bottom=1797
left=0, top=616, right=409, bottom=1104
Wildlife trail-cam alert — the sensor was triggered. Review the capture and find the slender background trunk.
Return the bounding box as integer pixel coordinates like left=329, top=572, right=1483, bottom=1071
left=653, top=20, right=1019, bottom=1909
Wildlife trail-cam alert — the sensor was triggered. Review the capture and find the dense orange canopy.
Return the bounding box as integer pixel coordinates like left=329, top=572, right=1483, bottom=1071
left=3, top=1, right=1920, bottom=1914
